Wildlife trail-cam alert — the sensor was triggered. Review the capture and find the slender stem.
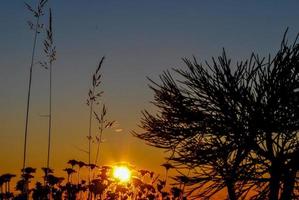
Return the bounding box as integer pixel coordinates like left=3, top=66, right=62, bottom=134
left=46, top=63, right=52, bottom=170
left=92, top=125, right=103, bottom=180
left=88, top=90, right=94, bottom=184
left=22, top=5, right=40, bottom=173
left=87, top=87, right=95, bottom=200
left=94, top=124, right=103, bottom=165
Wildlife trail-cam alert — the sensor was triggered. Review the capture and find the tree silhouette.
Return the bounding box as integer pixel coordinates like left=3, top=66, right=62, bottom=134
left=135, top=51, right=259, bottom=199
left=134, top=31, right=299, bottom=199
left=249, top=31, right=299, bottom=200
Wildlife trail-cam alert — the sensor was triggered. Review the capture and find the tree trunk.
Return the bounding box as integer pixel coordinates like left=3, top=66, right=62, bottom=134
left=265, top=131, right=281, bottom=200
left=280, top=169, right=296, bottom=200
left=269, top=164, right=281, bottom=200
left=226, top=180, right=237, bottom=200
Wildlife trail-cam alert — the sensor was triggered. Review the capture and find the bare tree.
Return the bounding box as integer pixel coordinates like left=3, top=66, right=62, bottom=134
left=135, top=51, right=259, bottom=199
left=249, top=31, right=299, bottom=200
left=134, top=31, right=299, bottom=200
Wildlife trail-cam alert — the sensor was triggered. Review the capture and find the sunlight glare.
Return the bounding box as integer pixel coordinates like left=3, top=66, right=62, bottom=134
left=113, top=166, right=131, bottom=182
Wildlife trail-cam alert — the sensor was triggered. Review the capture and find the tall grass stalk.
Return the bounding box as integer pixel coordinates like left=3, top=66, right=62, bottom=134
left=86, top=57, right=105, bottom=198
left=94, top=105, right=114, bottom=166
left=47, top=56, right=52, bottom=170
left=23, top=0, right=48, bottom=173
left=87, top=90, right=94, bottom=184
left=94, top=106, right=104, bottom=166
left=43, top=8, right=56, bottom=172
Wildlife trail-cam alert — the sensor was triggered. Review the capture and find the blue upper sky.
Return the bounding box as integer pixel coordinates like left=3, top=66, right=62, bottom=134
left=1, top=0, right=299, bottom=175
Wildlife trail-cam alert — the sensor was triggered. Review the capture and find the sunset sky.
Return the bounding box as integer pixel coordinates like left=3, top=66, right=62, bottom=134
left=1, top=0, right=299, bottom=187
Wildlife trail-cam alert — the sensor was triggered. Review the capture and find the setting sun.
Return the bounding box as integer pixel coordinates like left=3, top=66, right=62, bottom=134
left=113, top=166, right=131, bottom=182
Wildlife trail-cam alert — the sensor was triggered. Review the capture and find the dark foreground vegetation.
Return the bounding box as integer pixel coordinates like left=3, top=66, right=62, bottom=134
left=0, top=161, right=185, bottom=200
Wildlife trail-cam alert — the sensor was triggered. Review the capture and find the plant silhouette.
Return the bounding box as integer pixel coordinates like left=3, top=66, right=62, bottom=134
left=134, top=30, right=299, bottom=200
left=86, top=56, right=105, bottom=185
left=22, top=0, right=48, bottom=176
left=1, top=160, right=190, bottom=199
left=0, top=173, right=16, bottom=199
left=43, top=7, right=56, bottom=177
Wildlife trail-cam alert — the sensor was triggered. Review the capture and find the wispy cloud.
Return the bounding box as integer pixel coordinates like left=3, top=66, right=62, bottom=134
left=115, top=128, right=123, bottom=133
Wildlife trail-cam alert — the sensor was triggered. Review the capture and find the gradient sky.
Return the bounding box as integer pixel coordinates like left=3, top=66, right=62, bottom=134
left=1, top=0, right=299, bottom=189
